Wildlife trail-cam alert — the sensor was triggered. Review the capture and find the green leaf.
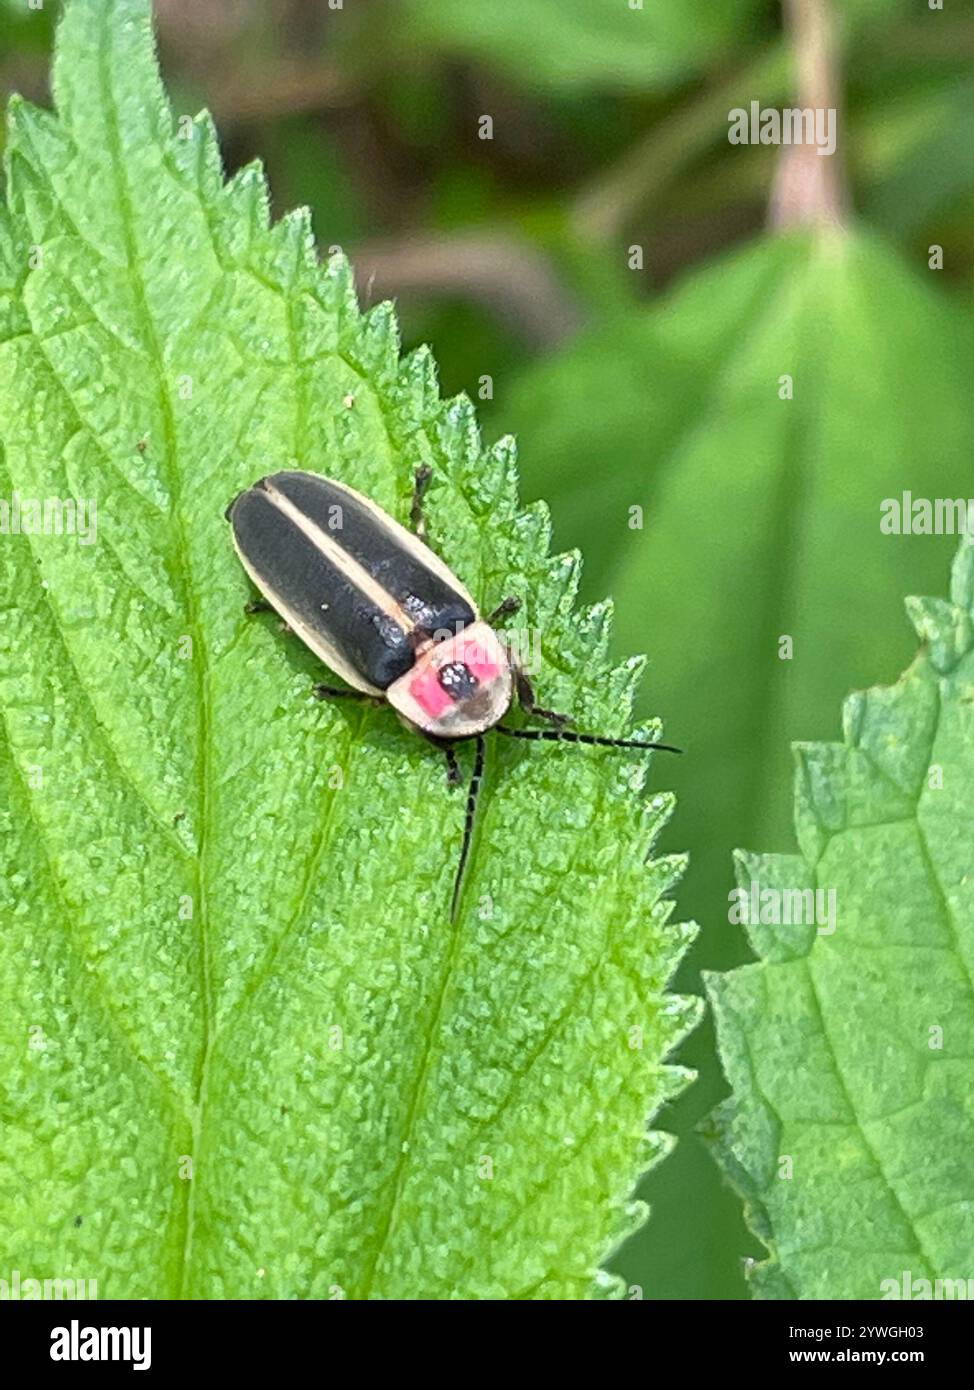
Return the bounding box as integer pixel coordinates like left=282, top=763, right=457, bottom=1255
left=497, top=231, right=974, bottom=1296
left=706, top=543, right=974, bottom=1299
left=863, top=75, right=974, bottom=237
left=0, top=0, right=696, bottom=1299
left=389, top=0, right=916, bottom=101
left=394, top=0, right=768, bottom=95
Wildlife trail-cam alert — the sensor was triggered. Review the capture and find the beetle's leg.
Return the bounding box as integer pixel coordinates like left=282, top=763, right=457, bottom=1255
left=514, top=666, right=572, bottom=727
left=497, top=725, right=681, bottom=754
left=495, top=612, right=572, bottom=724
left=451, top=734, right=486, bottom=921
left=410, top=465, right=433, bottom=541
left=443, top=744, right=461, bottom=787
left=244, top=597, right=293, bottom=634
left=313, top=684, right=381, bottom=705
left=418, top=731, right=461, bottom=786
left=486, top=594, right=521, bottom=625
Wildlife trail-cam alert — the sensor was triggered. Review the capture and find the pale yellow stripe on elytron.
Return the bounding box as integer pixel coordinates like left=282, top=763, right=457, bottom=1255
left=262, top=479, right=417, bottom=633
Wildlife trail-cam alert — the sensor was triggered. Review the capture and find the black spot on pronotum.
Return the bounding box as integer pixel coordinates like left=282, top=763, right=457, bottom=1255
left=438, top=661, right=478, bottom=702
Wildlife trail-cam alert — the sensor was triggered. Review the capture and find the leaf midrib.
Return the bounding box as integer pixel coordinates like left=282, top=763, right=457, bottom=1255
left=94, top=27, right=213, bottom=1297
left=3, top=0, right=692, bottom=1299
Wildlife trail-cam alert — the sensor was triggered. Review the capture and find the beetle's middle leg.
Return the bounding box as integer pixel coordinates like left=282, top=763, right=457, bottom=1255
left=514, top=666, right=572, bottom=727
left=410, top=465, right=433, bottom=541
left=313, top=684, right=382, bottom=706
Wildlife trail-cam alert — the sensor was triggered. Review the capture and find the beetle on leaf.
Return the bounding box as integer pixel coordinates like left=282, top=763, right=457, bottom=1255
left=227, top=467, right=679, bottom=917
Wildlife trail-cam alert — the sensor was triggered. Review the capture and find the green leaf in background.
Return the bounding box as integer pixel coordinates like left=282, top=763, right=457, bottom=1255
left=498, top=229, right=974, bottom=1296
left=0, top=0, right=55, bottom=56
left=0, top=0, right=697, bottom=1299
left=395, top=0, right=769, bottom=95
left=706, top=542, right=974, bottom=1298
left=862, top=75, right=974, bottom=241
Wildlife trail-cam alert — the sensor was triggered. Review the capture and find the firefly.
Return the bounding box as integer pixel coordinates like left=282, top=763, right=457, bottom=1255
left=227, top=468, right=679, bottom=917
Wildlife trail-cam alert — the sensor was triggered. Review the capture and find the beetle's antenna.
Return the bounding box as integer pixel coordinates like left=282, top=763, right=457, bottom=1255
left=496, top=727, right=682, bottom=754
left=451, top=733, right=486, bottom=922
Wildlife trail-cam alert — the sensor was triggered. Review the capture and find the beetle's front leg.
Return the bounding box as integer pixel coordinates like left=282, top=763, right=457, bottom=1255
left=486, top=594, right=521, bottom=625
left=442, top=743, right=461, bottom=786
left=419, top=731, right=461, bottom=786
left=513, top=666, right=572, bottom=727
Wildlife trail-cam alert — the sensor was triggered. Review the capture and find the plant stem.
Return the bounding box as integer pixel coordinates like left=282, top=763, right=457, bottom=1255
left=770, top=0, right=849, bottom=230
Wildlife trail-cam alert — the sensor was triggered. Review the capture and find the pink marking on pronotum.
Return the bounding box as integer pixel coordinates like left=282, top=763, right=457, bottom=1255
left=442, top=630, right=500, bottom=682
left=461, top=648, right=501, bottom=684
left=407, top=630, right=503, bottom=717
left=410, top=666, right=453, bottom=718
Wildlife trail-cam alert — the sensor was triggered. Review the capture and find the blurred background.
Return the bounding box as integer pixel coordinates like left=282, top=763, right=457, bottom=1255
left=4, top=0, right=972, bottom=1298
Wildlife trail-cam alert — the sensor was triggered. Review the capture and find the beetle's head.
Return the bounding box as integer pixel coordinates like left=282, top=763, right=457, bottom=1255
left=387, top=620, right=513, bottom=740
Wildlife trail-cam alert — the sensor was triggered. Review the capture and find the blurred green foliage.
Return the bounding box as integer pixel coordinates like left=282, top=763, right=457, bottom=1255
left=397, top=0, right=771, bottom=95
left=3, top=0, right=972, bottom=1297
left=505, top=231, right=974, bottom=1293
